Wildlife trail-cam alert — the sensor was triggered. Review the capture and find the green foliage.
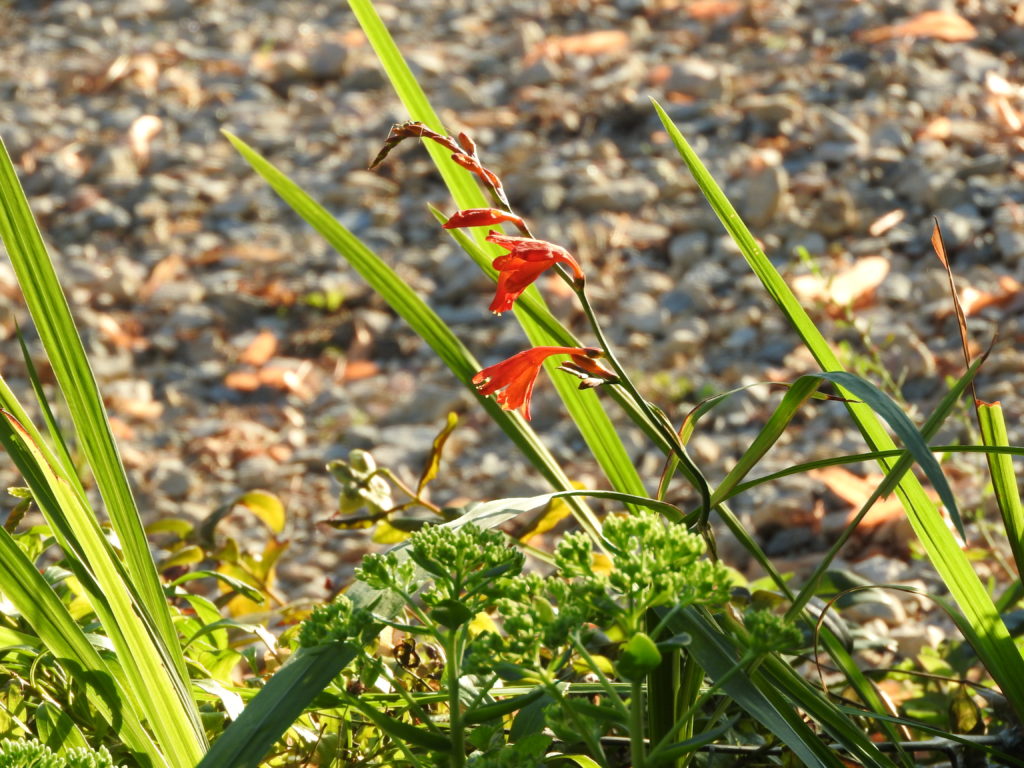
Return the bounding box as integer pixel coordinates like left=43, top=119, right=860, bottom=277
left=0, top=739, right=121, bottom=768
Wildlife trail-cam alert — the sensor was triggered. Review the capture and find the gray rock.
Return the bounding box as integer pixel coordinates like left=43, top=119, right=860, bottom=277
left=306, top=42, right=349, bottom=80
left=569, top=177, right=659, bottom=212
left=666, top=58, right=728, bottom=100
left=152, top=459, right=193, bottom=500
left=740, top=159, right=788, bottom=228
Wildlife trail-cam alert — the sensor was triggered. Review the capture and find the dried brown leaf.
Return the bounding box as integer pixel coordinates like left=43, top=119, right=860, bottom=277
left=238, top=330, right=279, bottom=367
left=857, top=10, right=977, bottom=44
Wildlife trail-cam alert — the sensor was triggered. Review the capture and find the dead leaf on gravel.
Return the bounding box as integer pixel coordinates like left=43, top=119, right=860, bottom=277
left=96, top=312, right=149, bottom=351
left=338, top=359, right=379, bottom=382
left=225, top=371, right=261, bottom=392
left=239, top=330, right=279, bottom=367
left=197, top=244, right=287, bottom=264
left=525, top=30, right=629, bottom=64
left=991, top=96, right=1023, bottom=134
left=687, top=1, right=742, bottom=20
left=140, top=253, right=186, bottom=301
left=810, top=467, right=906, bottom=529
left=917, top=116, right=952, bottom=141
left=960, top=276, right=1022, bottom=316
left=791, top=256, right=890, bottom=314
left=868, top=209, right=905, bottom=237
left=226, top=362, right=316, bottom=401
left=107, top=395, right=164, bottom=421
left=857, top=10, right=977, bottom=44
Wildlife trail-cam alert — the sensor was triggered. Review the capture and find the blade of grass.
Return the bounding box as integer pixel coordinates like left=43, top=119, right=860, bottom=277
left=978, top=403, right=1024, bottom=582
left=672, top=608, right=895, bottom=768
left=0, top=411, right=205, bottom=767
left=0, top=136, right=183, bottom=671
left=0, top=525, right=161, bottom=764
left=193, top=644, right=357, bottom=768
left=653, top=99, right=1024, bottom=720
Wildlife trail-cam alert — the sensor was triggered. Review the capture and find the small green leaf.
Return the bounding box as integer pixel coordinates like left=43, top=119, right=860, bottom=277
left=428, top=598, right=473, bottom=629
left=616, top=632, right=662, bottom=682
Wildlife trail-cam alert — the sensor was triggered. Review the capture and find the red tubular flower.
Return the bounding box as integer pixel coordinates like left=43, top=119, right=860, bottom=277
left=485, top=231, right=585, bottom=314
left=443, top=208, right=525, bottom=231
left=472, top=346, right=606, bottom=420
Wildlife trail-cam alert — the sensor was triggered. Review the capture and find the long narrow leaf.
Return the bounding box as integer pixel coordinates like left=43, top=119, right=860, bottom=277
left=0, top=137, right=183, bottom=669
left=0, top=412, right=205, bottom=767
left=653, top=99, right=1024, bottom=719
left=978, top=403, right=1024, bottom=580
left=0, top=526, right=160, bottom=763
left=193, top=644, right=357, bottom=768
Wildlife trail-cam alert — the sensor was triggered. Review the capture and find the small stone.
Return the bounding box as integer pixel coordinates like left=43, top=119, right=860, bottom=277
left=740, top=154, right=788, bottom=228
left=891, top=624, right=946, bottom=658
left=152, top=459, right=192, bottom=500
left=305, top=42, right=348, bottom=80
left=620, top=293, right=668, bottom=335
left=841, top=592, right=907, bottom=627
left=666, top=58, right=728, bottom=100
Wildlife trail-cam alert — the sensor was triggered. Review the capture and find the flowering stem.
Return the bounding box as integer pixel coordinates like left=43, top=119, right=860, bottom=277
left=472, top=164, right=711, bottom=516
left=571, top=279, right=711, bottom=516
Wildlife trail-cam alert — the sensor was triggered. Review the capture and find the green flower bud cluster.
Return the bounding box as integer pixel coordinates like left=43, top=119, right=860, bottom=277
left=409, top=524, right=525, bottom=601
left=0, top=739, right=121, bottom=768
left=743, top=608, right=804, bottom=654
left=298, top=595, right=379, bottom=648
left=329, top=449, right=394, bottom=517
left=555, top=512, right=732, bottom=628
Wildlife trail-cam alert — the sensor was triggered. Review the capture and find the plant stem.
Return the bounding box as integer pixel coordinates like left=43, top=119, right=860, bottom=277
left=631, top=678, right=647, bottom=768
left=446, top=628, right=464, bottom=768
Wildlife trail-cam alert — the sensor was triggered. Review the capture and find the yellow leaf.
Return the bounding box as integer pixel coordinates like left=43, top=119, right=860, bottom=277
left=371, top=519, right=411, bottom=545
left=572, top=653, right=615, bottom=677
left=417, top=412, right=458, bottom=494
left=159, top=544, right=204, bottom=570
left=235, top=490, right=286, bottom=534
left=469, top=611, right=499, bottom=637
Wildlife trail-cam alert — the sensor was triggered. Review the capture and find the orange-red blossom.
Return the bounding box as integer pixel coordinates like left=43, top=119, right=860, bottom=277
left=485, top=231, right=584, bottom=314
left=443, top=208, right=525, bottom=231
left=472, top=346, right=611, bottom=421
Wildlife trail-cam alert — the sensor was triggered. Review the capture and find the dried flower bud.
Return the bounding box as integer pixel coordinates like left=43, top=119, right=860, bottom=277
left=443, top=208, right=525, bottom=231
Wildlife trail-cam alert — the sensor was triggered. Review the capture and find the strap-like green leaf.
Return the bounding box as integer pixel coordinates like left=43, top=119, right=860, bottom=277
left=193, top=644, right=357, bottom=768
left=653, top=98, right=1024, bottom=720
left=0, top=136, right=184, bottom=673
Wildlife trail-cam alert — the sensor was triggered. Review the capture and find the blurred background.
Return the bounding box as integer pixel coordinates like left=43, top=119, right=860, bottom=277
left=0, top=0, right=1022, bottom=598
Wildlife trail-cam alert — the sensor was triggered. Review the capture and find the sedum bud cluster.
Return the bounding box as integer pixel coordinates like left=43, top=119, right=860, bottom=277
left=298, top=594, right=380, bottom=648
left=0, top=740, right=122, bottom=768
left=555, top=511, right=733, bottom=632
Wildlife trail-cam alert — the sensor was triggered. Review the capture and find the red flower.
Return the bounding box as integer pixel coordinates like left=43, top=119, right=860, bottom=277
left=472, top=346, right=607, bottom=420
left=443, top=208, right=526, bottom=231
left=485, top=231, right=585, bottom=314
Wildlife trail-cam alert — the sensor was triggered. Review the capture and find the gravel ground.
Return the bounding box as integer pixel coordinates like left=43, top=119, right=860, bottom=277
left=0, top=0, right=1022, bottom=647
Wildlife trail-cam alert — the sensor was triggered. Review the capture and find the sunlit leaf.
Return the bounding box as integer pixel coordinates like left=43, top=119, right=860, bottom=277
left=417, top=411, right=458, bottom=494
